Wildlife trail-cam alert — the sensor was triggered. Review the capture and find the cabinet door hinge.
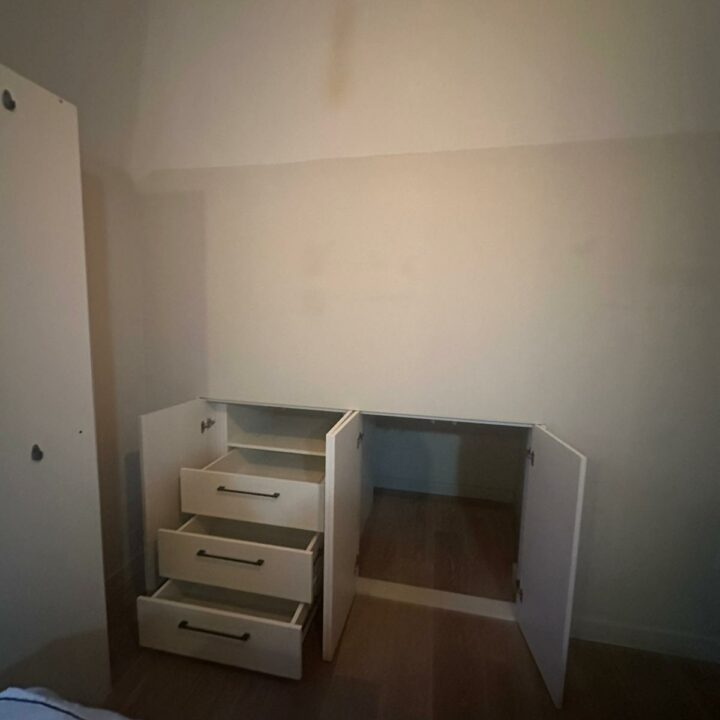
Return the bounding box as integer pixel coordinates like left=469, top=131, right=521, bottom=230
left=201, top=417, right=216, bottom=434
left=516, top=579, right=524, bottom=603
left=526, top=448, right=535, bottom=466
left=357, top=432, right=364, bottom=449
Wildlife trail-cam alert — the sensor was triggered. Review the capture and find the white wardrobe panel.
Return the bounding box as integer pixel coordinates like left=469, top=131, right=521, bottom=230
left=0, top=65, right=109, bottom=703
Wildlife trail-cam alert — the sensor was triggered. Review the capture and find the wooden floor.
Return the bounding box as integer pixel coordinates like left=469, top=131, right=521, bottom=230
left=359, top=489, right=518, bottom=601
left=105, top=595, right=720, bottom=720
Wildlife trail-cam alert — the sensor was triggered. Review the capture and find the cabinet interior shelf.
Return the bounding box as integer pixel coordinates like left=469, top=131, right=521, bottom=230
left=208, top=447, right=326, bottom=485
left=227, top=436, right=326, bottom=457
left=225, top=405, right=343, bottom=459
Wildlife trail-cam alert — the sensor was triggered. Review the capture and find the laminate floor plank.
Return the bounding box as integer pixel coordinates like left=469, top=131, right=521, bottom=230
left=360, top=489, right=518, bottom=601
left=105, top=596, right=719, bottom=720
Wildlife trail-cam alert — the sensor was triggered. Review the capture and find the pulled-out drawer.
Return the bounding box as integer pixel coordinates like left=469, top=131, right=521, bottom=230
left=181, top=449, right=324, bottom=531
left=137, top=580, right=314, bottom=679
left=158, top=516, right=322, bottom=603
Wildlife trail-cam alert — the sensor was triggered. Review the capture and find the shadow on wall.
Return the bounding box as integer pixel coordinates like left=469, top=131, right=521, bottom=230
left=328, top=0, right=355, bottom=103
left=124, top=450, right=143, bottom=560
left=82, top=172, right=124, bottom=582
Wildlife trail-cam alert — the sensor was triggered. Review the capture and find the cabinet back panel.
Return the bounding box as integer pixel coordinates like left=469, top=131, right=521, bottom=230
left=363, top=416, right=528, bottom=505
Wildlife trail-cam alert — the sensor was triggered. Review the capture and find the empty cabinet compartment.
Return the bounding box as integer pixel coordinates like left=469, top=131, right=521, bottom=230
left=226, top=404, right=343, bottom=456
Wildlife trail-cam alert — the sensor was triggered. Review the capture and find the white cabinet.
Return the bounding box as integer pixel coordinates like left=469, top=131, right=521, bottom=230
left=138, top=400, right=585, bottom=705
left=138, top=400, right=360, bottom=679
left=0, top=65, right=110, bottom=703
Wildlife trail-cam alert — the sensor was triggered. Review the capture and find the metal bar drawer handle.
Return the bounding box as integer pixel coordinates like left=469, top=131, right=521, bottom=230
left=178, top=620, right=250, bottom=642
left=217, top=485, right=280, bottom=499
left=196, top=549, right=264, bottom=566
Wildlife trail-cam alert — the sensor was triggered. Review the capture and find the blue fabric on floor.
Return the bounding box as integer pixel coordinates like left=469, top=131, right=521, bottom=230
left=0, top=688, right=131, bottom=720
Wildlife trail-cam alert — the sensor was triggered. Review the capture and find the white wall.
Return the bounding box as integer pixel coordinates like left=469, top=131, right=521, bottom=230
left=131, top=0, right=720, bottom=173
left=1, top=0, right=718, bottom=662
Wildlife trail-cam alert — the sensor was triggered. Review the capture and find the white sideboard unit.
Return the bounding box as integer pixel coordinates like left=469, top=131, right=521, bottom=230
left=138, top=398, right=585, bottom=707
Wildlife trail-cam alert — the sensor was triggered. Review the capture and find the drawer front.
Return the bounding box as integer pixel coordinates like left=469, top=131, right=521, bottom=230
left=158, top=527, right=319, bottom=603
left=137, top=595, right=303, bottom=679
left=181, top=469, right=324, bottom=531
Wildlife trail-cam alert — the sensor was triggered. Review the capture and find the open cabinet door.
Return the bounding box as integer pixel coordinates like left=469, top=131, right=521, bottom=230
left=516, top=425, right=587, bottom=708
left=141, top=398, right=227, bottom=591
left=323, top=410, right=363, bottom=661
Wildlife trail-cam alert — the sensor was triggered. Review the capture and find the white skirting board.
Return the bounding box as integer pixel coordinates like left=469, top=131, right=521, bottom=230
left=356, top=577, right=516, bottom=622
left=572, top=616, right=720, bottom=664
